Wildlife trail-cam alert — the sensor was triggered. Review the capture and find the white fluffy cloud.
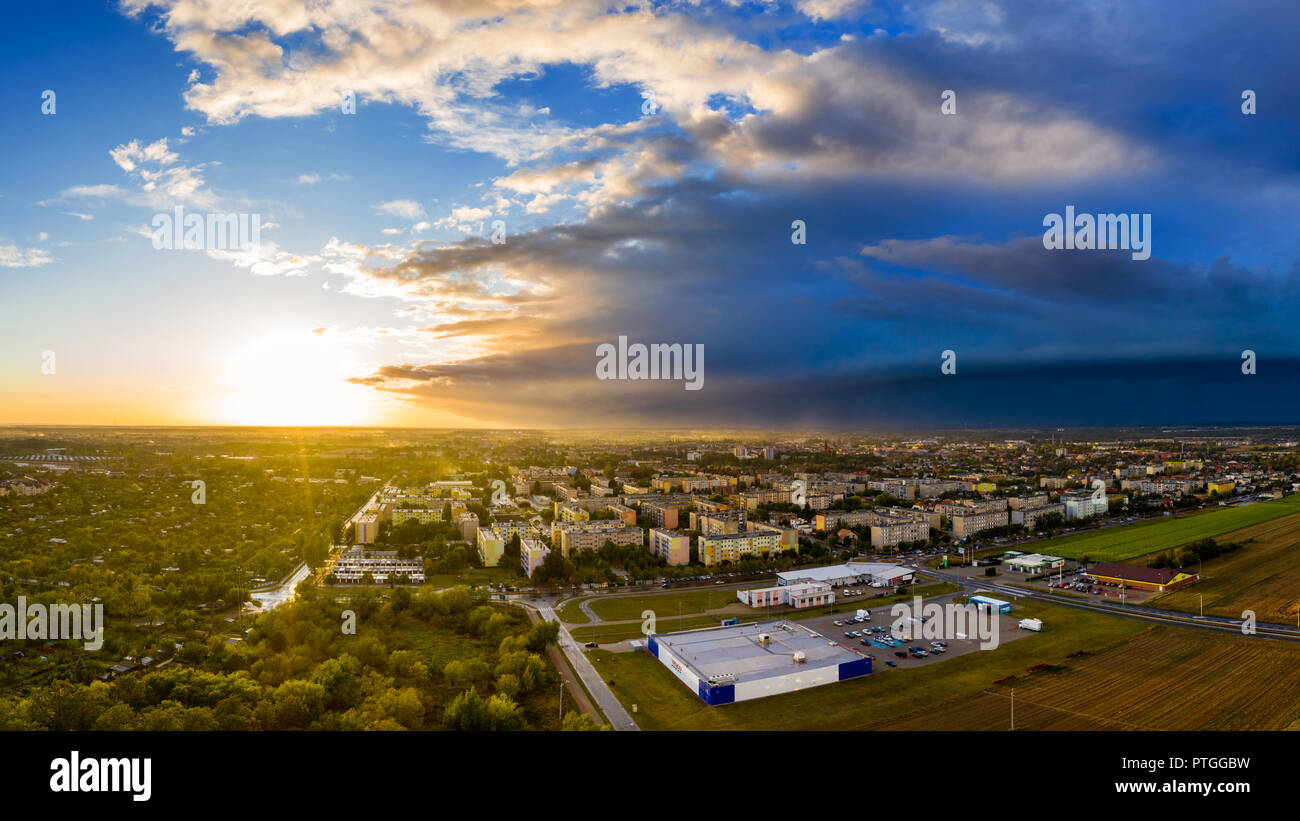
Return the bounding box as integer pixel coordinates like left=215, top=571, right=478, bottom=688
left=0, top=245, right=55, bottom=268
left=374, top=199, right=426, bottom=220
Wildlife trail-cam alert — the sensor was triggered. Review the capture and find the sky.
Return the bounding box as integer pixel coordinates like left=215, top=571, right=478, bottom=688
left=3, top=0, right=1300, bottom=429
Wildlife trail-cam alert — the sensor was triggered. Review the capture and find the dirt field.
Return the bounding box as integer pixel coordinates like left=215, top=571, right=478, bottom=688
left=883, top=626, right=1300, bottom=730
left=1149, top=513, right=1300, bottom=624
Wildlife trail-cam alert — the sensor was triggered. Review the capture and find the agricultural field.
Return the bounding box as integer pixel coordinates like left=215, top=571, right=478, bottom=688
left=885, top=627, right=1300, bottom=730
left=1036, top=495, right=1300, bottom=563
left=586, top=599, right=1146, bottom=730
left=1148, top=514, right=1300, bottom=623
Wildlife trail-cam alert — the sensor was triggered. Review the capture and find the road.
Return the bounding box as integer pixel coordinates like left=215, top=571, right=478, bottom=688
left=531, top=602, right=640, bottom=731
left=914, top=566, right=1300, bottom=642
left=250, top=562, right=312, bottom=610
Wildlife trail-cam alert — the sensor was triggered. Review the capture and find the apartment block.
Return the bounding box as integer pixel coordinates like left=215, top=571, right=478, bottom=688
left=650, top=529, right=691, bottom=565
left=870, top=514, right=931, bottom=550
left=520, top=538, right=550, bottom=578
left=553, top=522, right=644, bottom=557
left=950, top=509, right=1010, bottom=540
left=698, top=530, right=781, bottom=565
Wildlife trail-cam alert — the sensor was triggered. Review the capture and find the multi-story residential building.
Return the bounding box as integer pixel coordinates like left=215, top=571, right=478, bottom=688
left=917, top=480, right=965, bottom=499
left=870, top=513, right=931, bottom=549
left=654, top=475, right=731, bottom=494
left=950, top=508, right=1010, bottom=540
left=554, top=484, right=584, bottom=502
left=392, top=507, right=441, bottom=526
left=477, top=526, right=506, bottom=567
left=606, top=503, right=637, bottom=526
left=804, top=493, right=834, bottom=511
left=736, top=488, right=794, bottom=510
left=650, top=528, right=691, bottom=565
left=691, top=509, right=747, bottom=535
left=1011, top=503, right=1064, bottom=529
left=552, top=522, right=644, bottom=557
left=455, top=511, right=479, bottom=542
left=520, top=538, right=549, bottom=578
left=867, top=479, right=918, bottom=500
left=355, top=513, right=378, bottom=545
left=509, top=467, right=574, bottom=495
left=881, top=506, right=942, bottom=528
left=555, top=502, right=591, bottom=523
left=1129, top=477, right=1201, bottom=496
left=698, top=529, right=781, bottom=565
left=815, top=508, right=875, bottom=531
left=329, top=549, right=425, bottom=584
left=1008, top=494, right=1051, bottom=510
left=1062, top=493, right=1107, bottom=521
left=750, top=521, right=798, bottom=552
left=641, top=500, right=691, bottom=529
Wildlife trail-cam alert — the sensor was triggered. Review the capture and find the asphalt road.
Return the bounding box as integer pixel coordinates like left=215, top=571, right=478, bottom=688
left=533, top=602, right=640, bottom=731
left=915, top=566, right=1300, bottom=642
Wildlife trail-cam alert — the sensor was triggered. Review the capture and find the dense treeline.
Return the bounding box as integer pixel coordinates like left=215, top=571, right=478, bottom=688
left=0, top=585, right=577, bottom=730
left=1149, top=538, right=1242, bottom=569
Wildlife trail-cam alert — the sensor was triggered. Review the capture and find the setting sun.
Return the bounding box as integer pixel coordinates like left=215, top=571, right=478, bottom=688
left=214, top=331, right=383, bottom=426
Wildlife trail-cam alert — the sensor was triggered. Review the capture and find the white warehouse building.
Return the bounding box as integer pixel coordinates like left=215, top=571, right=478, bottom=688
left=646, top=619, right=871, bottom=706
left=776, top=561, right=915, bottom=589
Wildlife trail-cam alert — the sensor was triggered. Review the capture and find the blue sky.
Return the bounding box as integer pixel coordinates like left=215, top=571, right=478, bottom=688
left=3, top=0, right=1300, bottom=428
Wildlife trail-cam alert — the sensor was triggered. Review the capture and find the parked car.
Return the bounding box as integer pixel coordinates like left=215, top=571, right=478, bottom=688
left=885, top=660, right=898, bottom=667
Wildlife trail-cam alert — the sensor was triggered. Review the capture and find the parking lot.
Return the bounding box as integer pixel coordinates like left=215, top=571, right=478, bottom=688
left=798, top=590, right=1033, bottom=671
left=1019, top=568, right=1158, bottom=604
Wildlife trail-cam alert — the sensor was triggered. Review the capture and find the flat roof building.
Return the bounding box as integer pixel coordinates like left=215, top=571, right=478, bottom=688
left=1084, top=562, right=1199, bottom=592
left=968, top=594, right=1012, bottom=613
left=776, top=561, right=914, bottom=588
left=646, top=619, right=870, bottom=706
left=1005, top=553, right=1065, bottom=573
left=737, top=582, right=833, bottom=609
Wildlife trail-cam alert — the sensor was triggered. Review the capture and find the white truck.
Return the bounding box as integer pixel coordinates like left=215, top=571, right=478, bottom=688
left=856, top=609, right=870, bottom=621
left=1019, top=618, right=1044, bottom=632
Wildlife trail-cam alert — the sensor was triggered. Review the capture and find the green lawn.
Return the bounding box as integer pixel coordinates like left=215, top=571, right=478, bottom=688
left=587, top=587, right=744, bottom=621
left=569, top=583, right=961, bottom=643
left=555, top=598, right=592, bottom=624
left=588, top=599, right=1147, bottom=730
left=1032, top=496, right=1300, bottom=563
left=423, top=566, right=516, bottom=589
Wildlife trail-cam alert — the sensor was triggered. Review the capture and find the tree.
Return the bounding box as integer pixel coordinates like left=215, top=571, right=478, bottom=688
left=562, top=712, right=610, bottom=731
left=444, top=689, right=491, bottom=730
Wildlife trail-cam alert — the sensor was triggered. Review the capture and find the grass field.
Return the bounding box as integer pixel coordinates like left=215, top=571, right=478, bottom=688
left=568, top=583, right=961, bottom=643
left=555, top=598, right=591, bottom=624
left=586, top=587, right=748, bottom=622
left=1147, top=513, right=1300, bottom=623
left=424, top=566, right=515, bottom=590
left=884, top=627, right=1300, bottom=730
left=586, top=599, right=1147, bottom=730
left=1033, top=496, right=1300, bottom=563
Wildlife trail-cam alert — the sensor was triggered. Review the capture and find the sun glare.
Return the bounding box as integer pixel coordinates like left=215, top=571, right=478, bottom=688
left=214, top=331, right=383, bottom=426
